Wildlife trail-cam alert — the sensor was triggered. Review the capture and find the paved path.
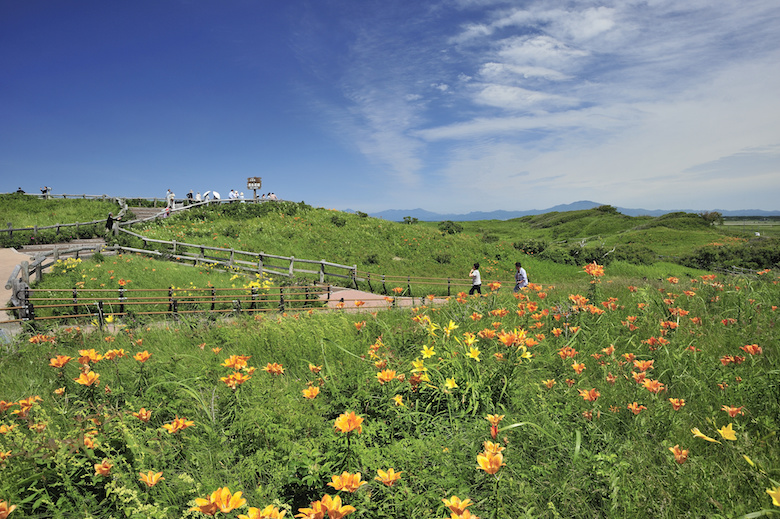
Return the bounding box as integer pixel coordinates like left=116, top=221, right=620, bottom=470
left=0, top=248, right=32, bottom=336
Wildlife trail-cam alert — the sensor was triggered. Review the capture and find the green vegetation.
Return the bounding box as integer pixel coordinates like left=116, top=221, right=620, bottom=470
left=0, top=193, right=119, bottom=228
left=1, top=197, right=779, bottom=517
left=0, top=193, right=122, bottom=248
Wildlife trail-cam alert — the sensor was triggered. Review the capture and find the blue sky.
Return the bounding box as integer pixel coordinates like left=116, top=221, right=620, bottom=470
left=2, top=0, right=779, bottom=213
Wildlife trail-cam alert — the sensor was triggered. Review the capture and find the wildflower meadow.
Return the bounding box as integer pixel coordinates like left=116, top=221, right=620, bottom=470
left=1, top=200, right=779, bottom=518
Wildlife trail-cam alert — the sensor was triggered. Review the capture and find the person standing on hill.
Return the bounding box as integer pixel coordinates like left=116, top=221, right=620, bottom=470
left=469, top=263, right=482, bottom=295
left=514, top=261, right=529, bottom=292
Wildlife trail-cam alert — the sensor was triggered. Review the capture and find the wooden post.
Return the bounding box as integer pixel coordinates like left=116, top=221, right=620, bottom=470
left=258, top=254, right=264, bottom=278
left=289, top=257, right=295, bottom=277
left=279, top=287, right=285, bottom=312
left=352, top=266, right=358, bottom=289
left=6, top=223, right=11, bottom=237
left=319, top=261, right=325, bottom=283
left=73, top=288, right=78, bottom=315
left=21, top=261, right=29, bottom=284
left=172, top=240, right=177, bottom=255
left=230, top=249, right=235, bottom=266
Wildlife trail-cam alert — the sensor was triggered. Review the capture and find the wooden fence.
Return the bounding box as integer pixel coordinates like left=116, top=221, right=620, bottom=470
left=3, top=284, right=330, bottom=326
left=117, top=227, right=358, bottom=283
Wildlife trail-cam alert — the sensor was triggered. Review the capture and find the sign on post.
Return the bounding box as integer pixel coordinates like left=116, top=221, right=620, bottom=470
left=247, top=177, right=262, bottom=200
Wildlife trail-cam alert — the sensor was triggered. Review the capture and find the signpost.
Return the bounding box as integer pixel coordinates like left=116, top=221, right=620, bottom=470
left=247, top=177, right=262, bottom=201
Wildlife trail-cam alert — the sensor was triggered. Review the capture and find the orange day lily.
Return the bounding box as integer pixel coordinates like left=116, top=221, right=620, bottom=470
left=375, top=468, right=402, bottom=486
left=139, top=471, right=164, bottom=487
left=49, top=355, right=72, bottom=368
left=133, top=408, right=152, bottom=422
left=578, top=388, right=600, bottom=402
left=191, top=487, right=247, bottom=516
left=668, top=445, right=688, bottom=464
left=162, top=416, right=194, bottom=434
left=376, top=369, right=397, bottom=384
left=334, top=411, right=363, bottom=434
left=134, top=351, right=151, bottom=363
left=302, top=386, right=320, bottom=399
left=75, top=371, right=100, bottom=386
left=0, top=500, right=17, bottom=519
left=94, top=459, right=112, bottom=476
left=264, top=362, right=285, bottom=376
left=239, top=505, right=286, bottom=519
left=722, top=405, right=745, bottom=417
left=327, top=471, right=367, bottom=493
left=476, top=450, right=505, bottom=475
left=443, top=495, right=474, bottom=515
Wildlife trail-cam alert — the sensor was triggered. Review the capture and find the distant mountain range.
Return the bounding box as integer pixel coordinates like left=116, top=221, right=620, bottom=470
left=346, top=201, right=780, bottom=221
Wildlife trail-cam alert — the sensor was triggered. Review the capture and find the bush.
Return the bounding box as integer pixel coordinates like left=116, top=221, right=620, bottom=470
left=330, top=215, right=347, bottom=227
left=512, top=238, right=548, bottom=254
left=438, top=221, right=463, bottom=235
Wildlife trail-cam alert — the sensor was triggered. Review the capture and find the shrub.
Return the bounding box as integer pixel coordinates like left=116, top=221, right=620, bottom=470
left=438, top=221, right=463, bottom=235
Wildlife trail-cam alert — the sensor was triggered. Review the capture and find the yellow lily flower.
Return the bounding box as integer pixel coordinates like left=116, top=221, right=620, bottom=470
left=717, top=423, right=737, bottom=441
left=691, top=427, right=721, bottom=444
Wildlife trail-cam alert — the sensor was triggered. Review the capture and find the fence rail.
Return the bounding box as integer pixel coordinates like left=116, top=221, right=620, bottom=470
left=2, top=284, right=331, bottom=325
left=117, top=227, right=358, bottom=283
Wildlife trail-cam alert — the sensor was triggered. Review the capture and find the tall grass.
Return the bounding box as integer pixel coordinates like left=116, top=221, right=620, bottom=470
left=1, top=263, right=778, bottom=518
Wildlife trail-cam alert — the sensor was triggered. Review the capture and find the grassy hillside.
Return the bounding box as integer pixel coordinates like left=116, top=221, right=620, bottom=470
left=2, top=198, right=780, bottom=518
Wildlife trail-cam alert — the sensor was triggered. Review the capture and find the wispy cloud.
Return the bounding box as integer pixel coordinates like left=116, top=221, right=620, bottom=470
left=297, top=0, right=780, bottom=210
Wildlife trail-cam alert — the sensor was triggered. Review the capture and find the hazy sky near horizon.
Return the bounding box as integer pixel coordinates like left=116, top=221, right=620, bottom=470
left=3, top=0, right=780, bottom=213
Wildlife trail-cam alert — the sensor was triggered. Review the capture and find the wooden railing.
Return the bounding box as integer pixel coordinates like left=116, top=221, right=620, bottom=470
left=116, top=227, right=358, bottom=283
left=2, top=284, right=330, bottom=326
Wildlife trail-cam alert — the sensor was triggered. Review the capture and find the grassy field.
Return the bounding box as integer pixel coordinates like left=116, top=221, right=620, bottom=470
left=1, top=197, right=779, bottom=518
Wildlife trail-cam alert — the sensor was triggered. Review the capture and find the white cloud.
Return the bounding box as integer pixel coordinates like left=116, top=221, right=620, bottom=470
left=479, top=62, right=571, bottom=82
left=472, top=84, right=578, bottom=111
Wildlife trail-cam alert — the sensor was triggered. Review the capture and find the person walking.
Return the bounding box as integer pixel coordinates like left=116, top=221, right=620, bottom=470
left=514, top=262, right=529, bottom=292
left=469, top=263, right=482, bottom=295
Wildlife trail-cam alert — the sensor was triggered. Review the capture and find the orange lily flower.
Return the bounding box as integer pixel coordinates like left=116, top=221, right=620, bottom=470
left=75, top=371, right=100, bottom=386
left=239, top=505, right=286, bottom=519
left=49, top=355, right=72, bottom=368
left=133, top=351, right=152, bottom=363
left=162, top=416, right=194, bottom=434
left=443, top=495, right=474, bottom=515
left=476, top=450, right=505, bottom=475
left=668, top=445, right=688, bottom=464
left=191, top=487, right=247, bottom=515
left=669, top=398, right=686, bottom=411
left=327, top=471, right=367, bottom=493
left=0, top=500, right=17, bottom=519
left=302, top=386, right=320, bottom=399
left=334, top=411, right=363, bottom=434
left=132, top=408, right=152, bottom=422
left=94, top=459, right=112, bottom=476
left=376, top=369, right=397, bottom=384
left=578, top=388, right=600, bottom=402
left=627, top=402, right=647, bottom=415
left=721, top=405, right=745, bottom=417
left=139, top=471, right=164, bottom=487
left=264, top=362, right=285, bottom=376
left=375, top=468, right=402, bottom=486
left=319, top=494, right=356, bottom=519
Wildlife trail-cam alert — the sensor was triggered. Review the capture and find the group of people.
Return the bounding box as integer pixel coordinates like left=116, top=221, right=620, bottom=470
left=166, top=189, right=280, bottom=205
left=469, top=261, right=529, bottom=295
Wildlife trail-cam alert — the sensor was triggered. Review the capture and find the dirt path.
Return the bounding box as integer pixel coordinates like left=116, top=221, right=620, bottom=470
left=0, top=248, right=32, bottom=336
